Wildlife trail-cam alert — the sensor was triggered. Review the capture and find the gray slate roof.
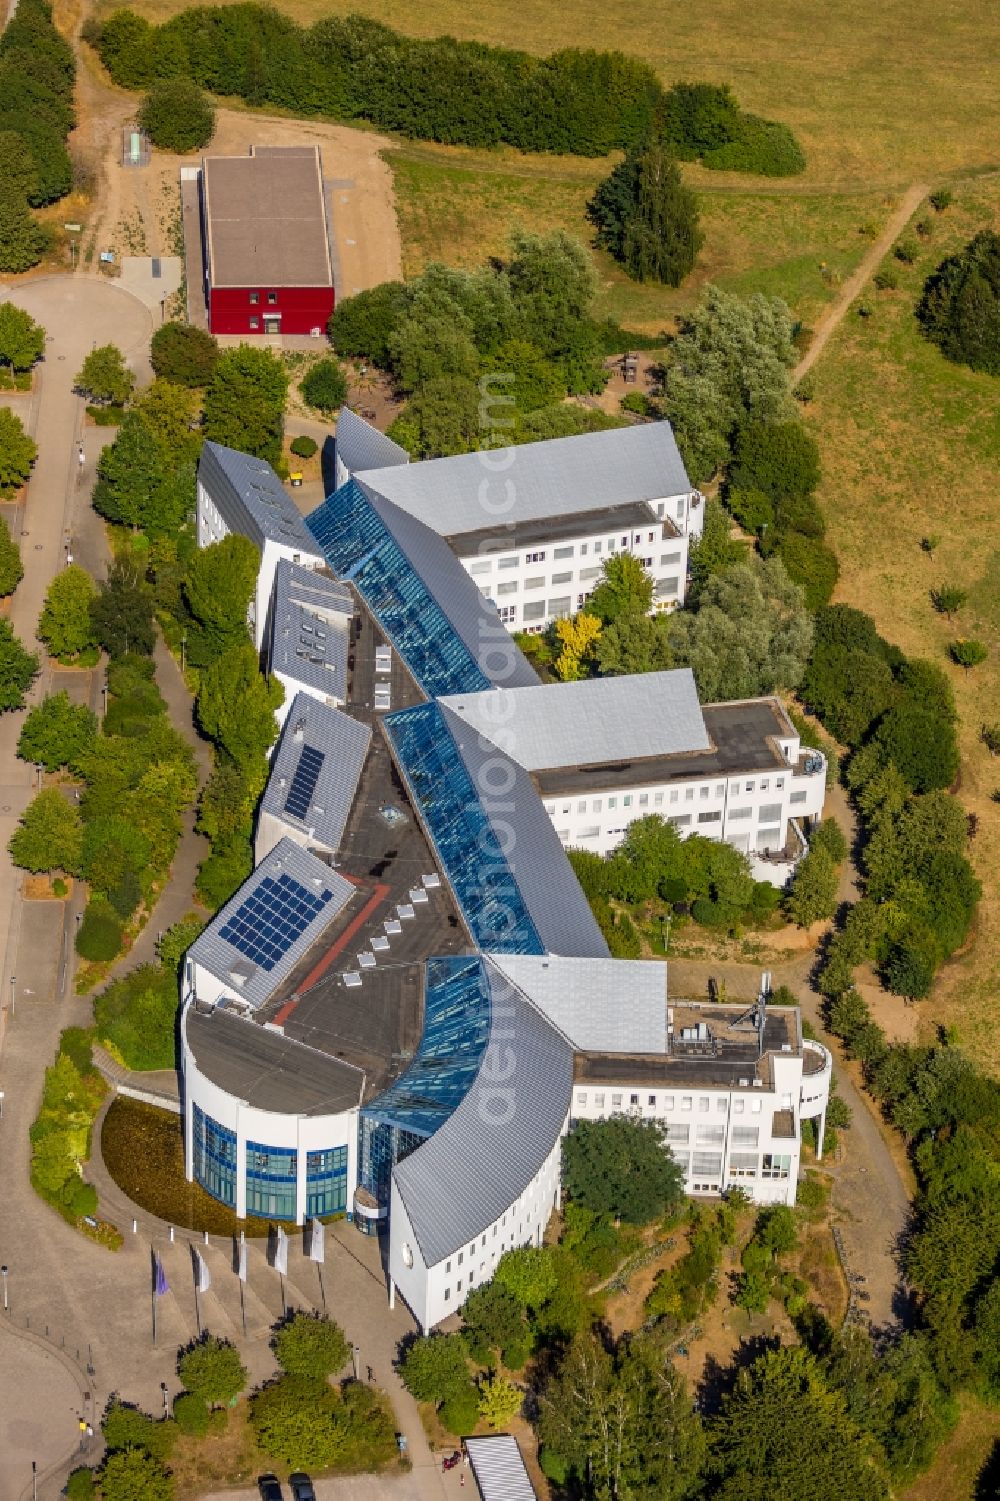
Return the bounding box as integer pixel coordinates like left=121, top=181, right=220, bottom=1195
left=392, top=963, right=573, bottom=1265
left=361, top=484, right=540, bottom=691
left=260, top=693, right=371, bottom=854
left=439, top=669, right=710, bottom=772
left=335, top=407, right=410, bottom=479
left=440, top=705, right=609, bottom=959
left=199, top=442, right=323, bottom=555
left=464, top=1437, right=537, bottom=1501
left=486, top=954, right=668, bottom=1054
left=189, top=837, right=355, bottom=1012
left=268, top=560, right=352, bottom=702
left=358, top=421, right=692, bottom=539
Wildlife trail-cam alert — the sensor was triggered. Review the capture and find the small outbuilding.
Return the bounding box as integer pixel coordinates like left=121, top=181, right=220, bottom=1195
left=200, top=145, right=335, bottom=336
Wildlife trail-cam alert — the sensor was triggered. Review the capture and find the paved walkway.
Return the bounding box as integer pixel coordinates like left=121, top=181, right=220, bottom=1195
left=793, top=183, right=929, bottom=382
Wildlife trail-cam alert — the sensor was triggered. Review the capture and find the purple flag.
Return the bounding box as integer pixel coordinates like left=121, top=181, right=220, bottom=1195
left=154, top=1255, right=169, bottom=1297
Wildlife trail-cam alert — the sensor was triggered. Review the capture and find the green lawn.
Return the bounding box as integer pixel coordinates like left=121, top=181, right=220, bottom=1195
left=804, top=175, right=1000, bottom=1071
left=389, top=141, right=896, bottom=332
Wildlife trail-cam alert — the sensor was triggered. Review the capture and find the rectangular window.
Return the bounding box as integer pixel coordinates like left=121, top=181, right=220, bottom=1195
left=446, top=1260, right=451, bottom=1273
left=608, top=797, right=617, bottom=809
left=554, top=545, right=574, bottom=559
left=685, top=787, right=695, bottom=801
left=761, top=1154, right=792, bottom=1180
left=699, top=1098, right=710, bottom=1112
left=551, top=572, right=573, bottom=585
left=623, top=794, right=632, bottom=807
left=697, top=810, right=722, bottom=823
left=611, top=1094, right=623, bottom=1110
left=732, top=1126, right=760, bottom=1146
left=630, top=1093, right=639, bottom=1106
left=759, top=803, right=783, bottom=823
left=266, top=291, right=277, bottom=305
left=692, top=1152, right=722, bottom=1176
left=776, top=777, right=784, bottom=789
left=639, top=793, right=648, bottom=806
left=654, top=792, right=664, bottom=806
left=497, top=556, right=517, bottom=570
left=305, top=1145, right=348, bottom=1217
left=549, top=596, right=572, bottom=616
left=245, top=1140, right=297, bottom=1221
left=676, top=500, right=685, bottom=519
left=668, top=814, right=692, bottom=828
left=734, top=1099, right=745, bottom=1114
left=249, top=292, right=259, bottom=304
left=760, top=779, right=769, bottom=792
left=469, top=560, right=492, bottom=576
left=592, top=799, right=602, bottom=813
left=790, top=790, right=808, bottom=804
left=729, top=1153, right=758, bottom=1177
left=192, top=1106, right=237, bottom=1208
left=525, top=576, right=545, bottom=590
left=594, top=1092, right=605, bottom=1109
left=700, top=786, right=710, bottom=799
left=581, top=543, right=588, bottom=556
left=458, top=1251, right=463, bottom=1265
left=681, top=1096, right=692, bottom=1111
left=696, top=1125, right=725, bottom=1145
left=249, top=317, right=260, bottom=330
left=729, top=807, right=753, bottom=820
left=526, top=551, right=546, bottom=563
left=523, top=601, right=545, bottom=621
left=576, top=1092, right=587, bottom=1106
left=648, top=1094, right=656, bottom=1106
left=669, top=790, right=679, bottom=804
left=496, top=580, right=517, bottom=596
left=444, top=1288, right=451, bottom=1301
left=660, top=551, right=682, bottom=565
left=717, top=1098, right=728, bottom=1113
left=666, top=1124, right=689, bottom=1144
left=498, top=605, right=517, bottom=624
left=579, top=566, right=601, bottom=581
left=656, top=577, right=680, bottom=597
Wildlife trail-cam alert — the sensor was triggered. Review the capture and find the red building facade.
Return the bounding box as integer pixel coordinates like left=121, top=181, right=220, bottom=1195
left=201, top=146, right=335, bottom=338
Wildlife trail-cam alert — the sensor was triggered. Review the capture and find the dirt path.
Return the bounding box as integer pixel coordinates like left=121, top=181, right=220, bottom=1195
left=793, top=182, right=928, bottom=381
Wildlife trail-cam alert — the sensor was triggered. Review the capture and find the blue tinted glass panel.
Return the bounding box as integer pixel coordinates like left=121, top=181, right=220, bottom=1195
left=192, top=1104, right=236, bottom=1207
left=285, top=744, right=324, bottom=821
left=383, top=703, right=544, bottom=955
left=219, top=872, right=332, bottom=971
left=245, top=1139, right=298, bottom=1221
left=306, top=480, right=491, bottom=698
left=305, top=1144, right=348, bottom=1217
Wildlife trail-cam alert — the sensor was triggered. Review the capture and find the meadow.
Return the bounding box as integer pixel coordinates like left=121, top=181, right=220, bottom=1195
left=805, top=174, right=1000, bottom=1070
left=117, top=0, right=1000, bottom=185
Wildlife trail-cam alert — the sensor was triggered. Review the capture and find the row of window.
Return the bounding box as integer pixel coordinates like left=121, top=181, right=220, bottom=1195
left=494, top=579, right=678, bottom=626
left=247, top=291, right=280, bottom=305
left=191, top=1108, right=348, bottom=1220
left=574, top=1091, right=766, bottom=1114
left=467, top=531, right=677, bottom=576
left=545, top=784, right=787, bottom=823
left=671, top=1152, right=791, bottom=1183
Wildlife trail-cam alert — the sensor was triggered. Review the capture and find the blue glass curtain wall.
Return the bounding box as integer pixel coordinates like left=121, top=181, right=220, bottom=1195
left=359, top=955, right=494, bottom=1210
left=306, top=480, right=491, bottom=699
left=383, top=704, right=545, bottom=954
left=305, top=1145, right=348, bottom=1217
left=246, top=1140, right=298, bottom=1220
left=192, top=1105, right=237, bottom=1207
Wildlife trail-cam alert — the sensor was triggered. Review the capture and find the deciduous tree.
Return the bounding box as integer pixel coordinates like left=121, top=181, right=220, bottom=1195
left=273, top=1313, right=350, bottom=1380
left=90, top=558, right=156, bottom=659
left=399, top=1334, right=470, bottom=1406
left=98, top=1448, right=173, bottom=1501
left=300, top=357, right=348, bottom=415
left=562, top=1116, right=684, bottom=1224
left=177, top=1336, right=246, bottom=1407
left=195, top=642, right=282, bottom=785
left=0, top=515, right=22, bottom=596
left=182, top=533, right=259, bottom=665
left=0, top=406, right=37, bottom=493
left=18, top=692, right=96, bottom=772
left=0, top=185, right=48, bottom=274
left=139, top=78, right=215, bottom=152
left=150, top=321, right=219, bottom=387
left=38, top=564, right=97, bottom=659
left=8, top=788, right=83, bottom=874
left=590, top=140, right=702, bottom=286
left=203, top=345, right=288, bottom=466
left=0, top=300, right=44, bottom=370
left=76, top=343, right=134, bottom=406
left=0, top=618, right=38, bottom=708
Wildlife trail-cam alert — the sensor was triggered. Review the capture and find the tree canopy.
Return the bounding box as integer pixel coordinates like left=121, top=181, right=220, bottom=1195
left=195, top=642, right=282, bottom=790
left=18, top=692, right=97, bottom=773
left=916, top=229, right=1000, bottom=375
left=0, top=301, right=44, bottom=370
left=0, top=515, right=23, bottom=597
left=273, top=1312, right=350, bottom=1380
left=562, top=1116, right=685, bottom=1224
left=139, top=77, right=215, bottom=152
left=76, top=343, right=134, bottom=406
left=0, top=618, right=38, bottom=709
left=8, top=787, right=83, bottom=874
left=203, top=345, right=288, bottom=465
left=90, top=558, right=156, bottom=659
left=0, top=406, right=37, bottom=494
left=589, top=139, right=702, bottom=286
left=182, top=533, right=259, bottom=665
left=150, top=320, right=219, bottom=386
left=38, top=564, right=97, bottom=660
left=669, top=555, right=813, bottom=701
left=177, top=1336, right=246, bottom=1406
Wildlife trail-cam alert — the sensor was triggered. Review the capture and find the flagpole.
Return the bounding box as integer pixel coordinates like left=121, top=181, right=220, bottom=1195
left=280, top=1274, right=285, bottom=1319
left=240, top=1280, right=246, bottom=1336
left=317, top=1265, right=325, bottom=1311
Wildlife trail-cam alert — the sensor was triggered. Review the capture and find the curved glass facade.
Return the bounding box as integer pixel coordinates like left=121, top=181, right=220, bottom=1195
left=383, top=704, right=546, bottom=954
left=192, top=1105, right=236, bottom=1207
left=306, top=1146, right=348, bottom=1218
left=246, top=1141, right=297, bottom=1220
left=359, top=955, right=493, bottom=1212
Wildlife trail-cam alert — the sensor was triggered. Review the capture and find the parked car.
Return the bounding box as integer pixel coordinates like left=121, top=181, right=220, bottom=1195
left=258, top=1476, right=283, bottom=1501
left=290, top=1476, right=316, bottom=1501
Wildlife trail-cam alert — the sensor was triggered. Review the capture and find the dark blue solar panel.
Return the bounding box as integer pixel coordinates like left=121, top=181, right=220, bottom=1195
left=285, top=744, right=324, bottom=821
left=219, top=872, right=333, bottom=972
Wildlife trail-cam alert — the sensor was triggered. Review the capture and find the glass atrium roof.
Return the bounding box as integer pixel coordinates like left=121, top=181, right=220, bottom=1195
left=383, top=702, right=546, bottom=955
left=362, top=955, right=492, bottom=1137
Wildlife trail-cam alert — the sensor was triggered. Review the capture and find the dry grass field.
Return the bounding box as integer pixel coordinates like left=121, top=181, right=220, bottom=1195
left=117, top=0, right=1000, bottom=185
left=389, top=140, right=898, bottom=332
left=805, top=174, right=1000, bottom=1072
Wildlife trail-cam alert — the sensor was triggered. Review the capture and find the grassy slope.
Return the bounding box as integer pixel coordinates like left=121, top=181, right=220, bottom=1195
left=122, top=0, right=1000, bottom=184
left=390, top=141, right=896, bottom=332
left=805, top=176, right=1000, bottom=1073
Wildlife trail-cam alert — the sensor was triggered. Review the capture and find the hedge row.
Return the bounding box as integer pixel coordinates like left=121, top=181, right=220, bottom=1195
left=0, top=0, right=74, bottom=271
left=89, top=7, right=802, bottom=169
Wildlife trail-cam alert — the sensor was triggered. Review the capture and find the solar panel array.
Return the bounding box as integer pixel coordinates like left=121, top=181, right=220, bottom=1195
left=284, top=744, right=324, bottom=821
left=219, top=872, right=332, bottom=971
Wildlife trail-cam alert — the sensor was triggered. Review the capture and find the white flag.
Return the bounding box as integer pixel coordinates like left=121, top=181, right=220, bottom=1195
left=237, top=1235, right=247, bottom=1284
left=274, top=1226, right=288, bottom=1276
left=308, top=1217, right=325, bottom=1265
left=194, top=1248, right=211, bottom=1293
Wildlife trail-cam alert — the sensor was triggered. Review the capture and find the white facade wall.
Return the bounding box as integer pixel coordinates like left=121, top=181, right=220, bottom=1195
left=181, top=1004, right=359, bottom=1225
left=271, top=669, right=345, bottom=734
left=542, top=747, right=827, bottom=883
left=461, top=493, right=702, bottom=633
left=570, top=1044, right=831, bottom=1209
left=388, top=1128, right=565, bottom=1332
left=196, top=479, right=323, bottom=651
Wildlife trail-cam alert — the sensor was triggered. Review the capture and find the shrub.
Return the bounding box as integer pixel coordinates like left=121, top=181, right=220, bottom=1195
left=139, top=78, right=215, bottom=152
left=809, top=817, right=849, bottom=866
left=177, top=1335, right=247, bottom=1406
left=172, top=1392, right=210, bottom=1437
left=929, top=188, right=953, bottom=212
left=399, top=1334, right=470, bottom=1406
left=75, top=902, right=124, bottom=961
left=915, top=217, right=933, bottom=238
left=102, top=1399, right=176, bottom=1459
left=981, top=723, right=1000, bottom=756
left=917, top=230, right=1000, bottom=375
left=931, top=584, right=967, bottom=616
left=950, top=638, right=988, bottom=669
left=301, top=358, right=348, bottom=415
left=894, top=236, right=919, bottom=264
left=289, top=434, right=318, bottom=459
left=66, top=1469, right=95, bottom=1500
left=728, top=420, right=820, bottom=502
left=702, top=114, right=805, bottom=175
left=439, top=1382, right=480, bottom=1437
left=94, top=965, right=177, bottom=1071
left=874, top=265, right=899, bottom=291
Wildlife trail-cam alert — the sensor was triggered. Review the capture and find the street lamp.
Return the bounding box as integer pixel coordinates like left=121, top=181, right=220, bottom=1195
left=2, top=1265, right=8, bottom=1312
left=8, top=976, right=14, bottom=1019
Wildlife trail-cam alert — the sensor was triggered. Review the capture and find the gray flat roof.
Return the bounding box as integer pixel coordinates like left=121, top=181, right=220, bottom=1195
left=335, top=407, right=410, bottom=478
left=184, top=1003, right=364, bottom=1114
left=268, top=561, right=352, bottom=703
left=260, top=693, right=371, bottom=854
left=200, top=442, right=323, bottom=555
left=486, top=954, right=668, bottom=1053
left=439, top=670, right=710, bottom=773
left=446, top=499, right=677, bottom=554
left=393, top=963, right=573, bottom=1265
left=202, top=147, right=333, bottom=289
left=189, top=838, right=356, bottom=1012
left=532, top=698, right=792, bottom=796
left=357, top=421, right=691, bottom=538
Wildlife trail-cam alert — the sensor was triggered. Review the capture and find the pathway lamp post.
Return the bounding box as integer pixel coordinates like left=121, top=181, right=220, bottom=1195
left=2, top=1265, right=8, bottom=1311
